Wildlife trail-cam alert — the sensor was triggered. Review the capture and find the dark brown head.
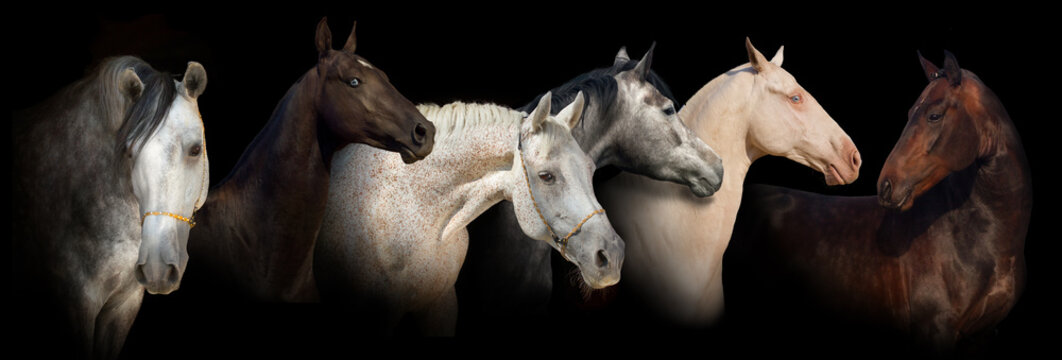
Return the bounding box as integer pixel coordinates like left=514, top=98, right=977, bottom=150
left=878, top=51, right=986, bottom=211
left=312, top=17, right=434, bottom=163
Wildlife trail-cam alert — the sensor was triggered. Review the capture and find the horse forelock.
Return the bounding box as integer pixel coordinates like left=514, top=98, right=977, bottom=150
left=111, top=57, right=178, bottom=158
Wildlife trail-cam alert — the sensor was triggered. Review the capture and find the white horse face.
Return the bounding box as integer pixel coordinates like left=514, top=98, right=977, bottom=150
left=744, top=39, right=861, bottom=185
left=514, top=92, right=623, bottom=289
left=612, top=46, right=724, bottom=197
left=131, top=63, right=208, bottom=295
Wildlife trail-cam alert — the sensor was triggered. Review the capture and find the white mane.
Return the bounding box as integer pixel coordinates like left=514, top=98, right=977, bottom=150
left=416, top=102, right=526, bottom=140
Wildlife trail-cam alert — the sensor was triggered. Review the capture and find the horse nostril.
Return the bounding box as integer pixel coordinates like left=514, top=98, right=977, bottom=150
left=412, top=123, right=428, bottom=145
left=852, top=150, right=862, bottom=168
left=166, top=264, right=180, bottom=285
left=135, top=265, right=148, bottom=285
left=596, top=250, right=609, bottom=268
left=880, top=179, right=892, bottom=199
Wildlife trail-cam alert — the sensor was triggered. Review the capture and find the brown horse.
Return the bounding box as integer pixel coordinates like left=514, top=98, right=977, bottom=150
left=731, top=51, right=1031, bottom=352
left=183, top=17, right=435, bottom=302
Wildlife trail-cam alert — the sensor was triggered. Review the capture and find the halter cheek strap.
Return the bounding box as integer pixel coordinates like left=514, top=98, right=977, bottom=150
left=518, top=138, right=605, bottom=255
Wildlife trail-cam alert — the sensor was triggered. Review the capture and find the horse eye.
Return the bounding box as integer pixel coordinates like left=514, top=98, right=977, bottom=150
left=662, top=106, right=676, bottom=116
left=189, top=144, right=202, bottom=157
left=928, top=113, right=943, bottom=122
left=538, top=171, right=555, bottom=183
left=790, top=95, right=802, bottom=104
left=348, top=78, right=360, bottom=87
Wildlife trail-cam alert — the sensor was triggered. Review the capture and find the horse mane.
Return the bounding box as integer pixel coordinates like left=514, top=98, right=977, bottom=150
left=520, top=61, right=677, bottom=118
left=108, top=56, right=178, bottom=157
left=416, top=102, right=526, bottom=139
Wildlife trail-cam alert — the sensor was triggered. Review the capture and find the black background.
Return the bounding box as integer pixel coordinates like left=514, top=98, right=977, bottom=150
left=9, top=6, right=1053, bottom=358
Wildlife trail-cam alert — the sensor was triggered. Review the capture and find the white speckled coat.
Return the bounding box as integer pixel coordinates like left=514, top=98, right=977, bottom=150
left=315, top=93, right=624, bottom=335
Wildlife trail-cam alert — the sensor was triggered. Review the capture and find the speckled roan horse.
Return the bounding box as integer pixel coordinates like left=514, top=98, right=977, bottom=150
left=183, top=17, right=435, bottom=302
left=733, top=51, right=1031, bottom=352
left=457, top=45, right=724, bottom=332
left=315, top=92, right=625, bottom=335
left=12, top=56, right=209, bottom=359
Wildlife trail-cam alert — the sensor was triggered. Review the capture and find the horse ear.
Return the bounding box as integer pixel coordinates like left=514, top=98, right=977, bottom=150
left=182, top=61, right=207, bottom=100
left=614, top=46, right=630, bottom=67
left=342, top=20, right=357, bottom=53
left=746, top=37, right=770, bottom=73
left=770, top=45, right=784, bottom=66
left=918, top=50, right=940, bottom=82
left=315, top=17, right=332, bottom=58
left=119, top=68, right=143, bottom=101
left=527, top=91, right=553, bottom=133
left=942, top=50, right=962, bottom=87
left=556, top=91, right=585, bottom=130
left=632, top=42, right=656, bottom=80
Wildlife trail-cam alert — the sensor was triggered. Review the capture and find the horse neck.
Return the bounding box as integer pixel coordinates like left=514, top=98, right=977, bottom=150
left=683, top=72, right=757, bottom=194
left=968, top=109, right=1032, bottom=250
left=219, top=71, right=328, bottom=194
left=424, top=114, right=522, bottom=240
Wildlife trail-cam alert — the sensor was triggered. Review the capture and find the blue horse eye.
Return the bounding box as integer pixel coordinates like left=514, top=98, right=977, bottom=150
left=349, top=78, right=360, bottom=87
left=790, top=95, right=801, bottom=103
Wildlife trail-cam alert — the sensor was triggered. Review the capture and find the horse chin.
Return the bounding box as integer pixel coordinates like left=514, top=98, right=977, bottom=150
left=144, top=284, right=180, bottom=295
left=880, top=189, right=913, bottom=212
left=687, top=176, right=721, bottom=197
left=824, top=164, right=845, bottom=186
left=399, top=147, right=423, bottom=164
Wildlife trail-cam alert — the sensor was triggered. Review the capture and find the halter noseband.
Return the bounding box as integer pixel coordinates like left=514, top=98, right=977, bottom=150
left=517, top=136, right=605, bottom=255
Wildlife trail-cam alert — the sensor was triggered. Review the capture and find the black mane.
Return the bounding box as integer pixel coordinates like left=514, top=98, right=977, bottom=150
left=519, top=60, right=677, bottom=119
left=114, top=57, right=178, bottom=156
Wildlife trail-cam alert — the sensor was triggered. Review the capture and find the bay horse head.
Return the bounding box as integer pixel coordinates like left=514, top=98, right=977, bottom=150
left=878, top=51, right=984, bottom=211
left=313, top=17, right=435, bottom=164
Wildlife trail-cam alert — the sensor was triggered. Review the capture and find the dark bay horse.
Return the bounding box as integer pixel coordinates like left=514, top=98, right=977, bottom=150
left=184, top=17, right=435, bottom=302
left=457, top=45, right=724, bottom=333
left=13, top=56, right=208, bottom=359
left=731, top=51, right=1031, bottom=352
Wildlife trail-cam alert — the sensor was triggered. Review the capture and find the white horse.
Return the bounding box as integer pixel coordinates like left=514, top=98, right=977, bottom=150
left=12, top=57, right=208, bottom=359
left=598, top=38, right=862, bottom=325
left=315, top=92, right=623, bottom=335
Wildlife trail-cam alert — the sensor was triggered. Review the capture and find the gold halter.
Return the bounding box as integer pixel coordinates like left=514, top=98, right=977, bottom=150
left=140, top=121, right=207, bottom=229
left=518, top=137, right=605, bottom=254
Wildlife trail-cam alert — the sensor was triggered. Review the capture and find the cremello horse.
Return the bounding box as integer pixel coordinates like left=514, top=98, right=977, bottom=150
left=12, top=56, right=208, bottom=359
left=598, top=38, right=861, bottom=325
left=315, top=92, right=624, bottom=335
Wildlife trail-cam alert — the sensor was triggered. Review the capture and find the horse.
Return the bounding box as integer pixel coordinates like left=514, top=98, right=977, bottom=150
left=314, top=92, right=624, bottom=335
left=457, top=44, right=724, bottom=333
left=730, top=51, right=1031, bottom=353
left=12, top=56, right=208, bottom=359
left=595, top=38, right=862, bottom=326
left=183, top=17, right=436, bottom=302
